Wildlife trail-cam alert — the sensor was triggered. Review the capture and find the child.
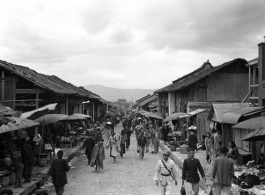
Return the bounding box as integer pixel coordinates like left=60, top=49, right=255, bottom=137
left=120, top=130, right=127, bottom=158
left=90, top=138, right=105, bottom=173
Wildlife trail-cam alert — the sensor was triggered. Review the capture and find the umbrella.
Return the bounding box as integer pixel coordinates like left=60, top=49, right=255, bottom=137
left=73, top=113, right=91, bottom=118
left=142, top=112, right=152, bottom=117
left=242, top=127, right=265, bottom=141
left=34, top=114, right=67, bottom=125
left=0, top=117, right=40, bottom=134
left=20, top=103, right=58, bottom=120
left=59, top=114, right=87, bottom=122
left=149, top=113, right=164, bottom=120
left=136, top=110, right=147, bottom=114
left=163, top=112, right=190, bottom=122
left=232, top=116, right=265, bottom=130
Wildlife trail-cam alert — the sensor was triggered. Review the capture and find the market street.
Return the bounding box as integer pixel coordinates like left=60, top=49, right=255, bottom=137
left=49, top=123, right=182, bottom=195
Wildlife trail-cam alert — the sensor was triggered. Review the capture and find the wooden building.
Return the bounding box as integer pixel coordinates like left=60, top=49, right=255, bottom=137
left=155, top=58, right=249, bottom=141
left=0, top=60, right=108, bottom=121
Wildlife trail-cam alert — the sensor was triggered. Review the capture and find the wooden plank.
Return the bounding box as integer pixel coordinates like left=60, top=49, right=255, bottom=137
left=250, top=84, right=259, bottom=88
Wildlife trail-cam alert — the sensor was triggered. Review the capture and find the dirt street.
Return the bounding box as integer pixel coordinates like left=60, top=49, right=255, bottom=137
left=49, top=124, right=182, bottom=195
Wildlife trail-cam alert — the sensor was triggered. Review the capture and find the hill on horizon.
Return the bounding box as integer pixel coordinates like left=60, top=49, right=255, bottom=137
left=83, top=84, right=156, bottom=102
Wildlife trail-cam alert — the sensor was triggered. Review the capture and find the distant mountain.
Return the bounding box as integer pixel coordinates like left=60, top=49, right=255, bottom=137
left=83, top=84, right=156, bottom=102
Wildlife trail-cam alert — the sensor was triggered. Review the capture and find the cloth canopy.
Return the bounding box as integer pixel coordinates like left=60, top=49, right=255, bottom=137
left=35, top=114, right=67, bottom=125
left=20, top=103, right=57, bottom=120
left=163, top=112, right=190, bottom=122
left=149, top=113, right=164, bottom=120
left=0, top=117, right=39, bottom=134
left=73, top=113, right=91, bottom=118
left=59, top=114, right=87, bottom=122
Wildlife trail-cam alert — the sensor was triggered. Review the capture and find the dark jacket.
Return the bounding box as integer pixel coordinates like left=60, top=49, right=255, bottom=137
left=48, top=158, right=70, bottom=187
left=182, top=158, right=205, bottom=183
left=188, top=134, right=198, bottom=149
left=20, top=143, right=35, bottom=165
left=90, top=143, right=105, bottom=169
left=138, top=136, right=147, bottom=147
left=83, top=137, right=95, bottom=157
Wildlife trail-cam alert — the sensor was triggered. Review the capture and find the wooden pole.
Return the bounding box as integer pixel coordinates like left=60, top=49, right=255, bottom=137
left=1, top=71, right=4, bottom=100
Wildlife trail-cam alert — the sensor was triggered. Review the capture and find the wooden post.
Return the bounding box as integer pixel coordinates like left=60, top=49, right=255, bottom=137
left=92, top=101, right=95, bottom=122
left=66, top=96, right=69, bottom=115
left=35, top=88, right=39, bottom=137
left=1, top=71, right=4, bottom=100
left=12, top=75, right=16, bottom=109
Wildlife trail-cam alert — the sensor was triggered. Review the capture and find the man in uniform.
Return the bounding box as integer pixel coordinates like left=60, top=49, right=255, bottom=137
left=153, top=150, right=178, bottom=195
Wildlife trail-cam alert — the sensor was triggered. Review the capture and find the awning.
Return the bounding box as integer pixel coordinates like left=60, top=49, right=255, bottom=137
left=222, top=107, right=265, bottom=124
left=209, top=103, right=249, bottom=122
left=233, top=116, right=265, bottom=130
left=242, top=127, right=265, bottom=141
left=188, top=109, right=207, bottom=116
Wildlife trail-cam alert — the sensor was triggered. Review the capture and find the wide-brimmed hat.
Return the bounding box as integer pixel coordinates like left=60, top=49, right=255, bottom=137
left=162, top=150, right=171, bottom=156
left=188, top=125, right=197, bottom=130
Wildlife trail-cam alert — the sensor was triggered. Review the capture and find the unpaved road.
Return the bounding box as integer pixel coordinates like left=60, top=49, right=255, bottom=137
left=49, top=124, right=183, bottom=195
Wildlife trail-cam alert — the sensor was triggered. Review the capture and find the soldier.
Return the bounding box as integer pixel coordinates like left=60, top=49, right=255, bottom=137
left=153, top=150, right=178, bottom=195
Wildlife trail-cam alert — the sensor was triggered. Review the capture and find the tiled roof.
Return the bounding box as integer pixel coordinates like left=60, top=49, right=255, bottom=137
left=139, top=95, right=157, bottom=107
left=0, top=60, right=107, bottom=102
left=0, top=60, right=77, bottom=95
left=135, top=94, right=151, bottom=103
left=154, top=84, right=173, bottom=93
left=155, top=58, right=247, bottom=94
left=168, top=58, right=247, bottom=92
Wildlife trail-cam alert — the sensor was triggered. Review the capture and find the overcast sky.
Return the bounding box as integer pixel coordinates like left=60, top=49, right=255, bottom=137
left=0, top=1, right=264, bottom=89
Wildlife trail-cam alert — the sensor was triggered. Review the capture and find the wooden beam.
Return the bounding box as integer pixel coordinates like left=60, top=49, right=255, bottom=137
left=0, top=99, right=42, bottom=103
left=15, top=103, right=36, bottom=107
left=16, top=88, right=45, bottom=94
left=36, top=88, right=39, bottom=109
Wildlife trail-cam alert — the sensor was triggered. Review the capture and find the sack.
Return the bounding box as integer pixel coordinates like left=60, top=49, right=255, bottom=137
left=180, top=186, right=186, bottom=195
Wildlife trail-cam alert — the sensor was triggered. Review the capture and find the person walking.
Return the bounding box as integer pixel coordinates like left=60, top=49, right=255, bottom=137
left=187, top=130, right=198, bottom=151
left=119, top=130, right=127, bottom=158
left=108, top=132, right=118, bottom=163
left=138, top=132, right=147, bottom=160
left=205, top=132, right=212, bottom=163
left=90, top=138, right=105, bottom=173
left=48, top=150, right=70, bottom=195
left=154, top=150, right=178, bottom=195
left=213, top=130, right=222, bottom=158
left=125, top=127, right=131, bottom=151
left=82, top=133, right=95, bottom=165
left=162, top=123, right=169, bottom=144
left=212, top=147, right=234, bottom=195
left=20, top=138, right=35, bottom=183
left=182, top=149, right=205, bottom=195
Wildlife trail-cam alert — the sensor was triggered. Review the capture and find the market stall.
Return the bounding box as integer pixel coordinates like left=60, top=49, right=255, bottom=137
left=58, top=114, right=88, bottom=148
left=0, top=117, right=39, bottom=188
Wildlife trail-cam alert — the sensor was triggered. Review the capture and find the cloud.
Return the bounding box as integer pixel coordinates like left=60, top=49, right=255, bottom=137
left=109, top=27, right=133, bottom=43
left=138, top=0, right=265, bottom=57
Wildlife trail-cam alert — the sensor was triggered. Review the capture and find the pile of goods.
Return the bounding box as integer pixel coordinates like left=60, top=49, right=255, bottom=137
left=233, top=173, right=260, bottom=189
